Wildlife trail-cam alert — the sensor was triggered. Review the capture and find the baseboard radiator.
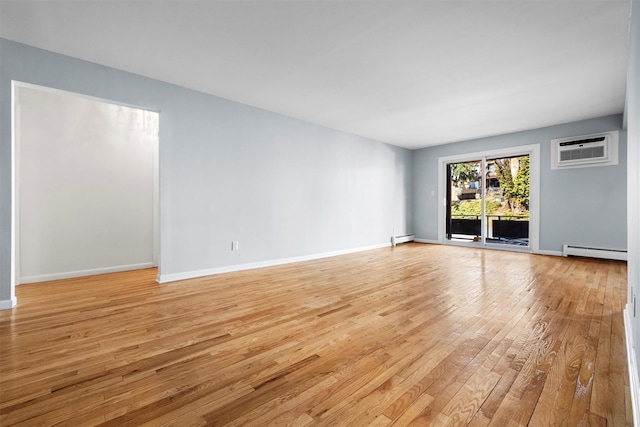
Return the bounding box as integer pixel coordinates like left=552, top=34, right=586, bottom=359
left=562, top=244, right=627, bottom=261
left=391, top=234, right=415, bottom=246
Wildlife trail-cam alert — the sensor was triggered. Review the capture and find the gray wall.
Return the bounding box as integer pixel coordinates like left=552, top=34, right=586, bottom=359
left=0, top=39, right=413, bottom=304
left=413, top=115, right=627, bottom=253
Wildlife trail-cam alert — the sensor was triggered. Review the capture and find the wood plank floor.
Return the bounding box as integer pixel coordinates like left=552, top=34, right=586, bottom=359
left=0, top=243, right=632, bottom=426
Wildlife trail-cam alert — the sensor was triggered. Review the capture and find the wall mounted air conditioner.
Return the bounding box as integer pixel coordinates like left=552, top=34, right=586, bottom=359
left=550, top=131, right=618, bottom=169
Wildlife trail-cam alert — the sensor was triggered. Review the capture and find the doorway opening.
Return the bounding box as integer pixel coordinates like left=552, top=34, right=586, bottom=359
left=12, top=82, right=160, bottom=286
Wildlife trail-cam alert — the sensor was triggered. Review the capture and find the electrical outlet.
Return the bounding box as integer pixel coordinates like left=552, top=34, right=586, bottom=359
left=232, top=241, right=239, bottom=251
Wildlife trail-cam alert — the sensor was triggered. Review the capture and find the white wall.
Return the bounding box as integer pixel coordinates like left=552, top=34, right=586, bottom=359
left=16, top=85, right=158, bottom=283
left=624, top=0, right=640, bottom=422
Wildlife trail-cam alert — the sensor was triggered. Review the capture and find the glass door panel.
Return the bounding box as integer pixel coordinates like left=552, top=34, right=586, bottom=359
left=446, top=160, right=482, bottom=242
left=484, top=154, right=530, bottom=246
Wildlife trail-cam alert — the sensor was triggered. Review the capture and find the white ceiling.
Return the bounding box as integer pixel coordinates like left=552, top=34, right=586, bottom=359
left=0, top=0, right=631, bottom=149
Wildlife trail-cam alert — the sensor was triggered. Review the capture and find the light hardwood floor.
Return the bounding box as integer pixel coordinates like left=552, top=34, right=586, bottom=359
left=0, top=243, right=632, bottom=426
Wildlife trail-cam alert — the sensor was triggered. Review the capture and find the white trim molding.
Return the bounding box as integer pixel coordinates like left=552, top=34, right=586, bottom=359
left=0, top=297, right=17, bottom=310
left=158, top=243, right=391, bottom=283
left=625, top=306, right=640, bottom=427
left=18, top=262, right=156, bottom=285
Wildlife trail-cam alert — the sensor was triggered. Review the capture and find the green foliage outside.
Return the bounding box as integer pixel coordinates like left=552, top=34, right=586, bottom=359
left=494, top=156, right=529, bottom=212
left=450, top=163, right=478, bottom=187
left=451, top=200, right=529, bottom=218
left=449, top=156, right=530, bottom=218
left=512, top=156, right=530, bottom=210
left=451, top=200, right=501, bottom=216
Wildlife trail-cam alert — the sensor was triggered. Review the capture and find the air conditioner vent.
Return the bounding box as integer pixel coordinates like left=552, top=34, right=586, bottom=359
left=559, top=145, right=605, bottom=162
left=551, top=131, right=618, bottom=169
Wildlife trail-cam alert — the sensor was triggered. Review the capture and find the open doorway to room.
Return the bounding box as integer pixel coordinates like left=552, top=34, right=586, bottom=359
left=13, top=82, right=159, bottom=284
left=439, top=145, right=539, bottom=252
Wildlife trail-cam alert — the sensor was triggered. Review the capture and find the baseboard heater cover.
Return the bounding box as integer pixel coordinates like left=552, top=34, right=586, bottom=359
left=562, top=244, right=627, bottom=261
left=391, top=234, right=415, bottom=246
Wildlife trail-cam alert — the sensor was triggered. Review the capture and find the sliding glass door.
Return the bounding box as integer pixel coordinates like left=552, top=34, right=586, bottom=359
left=445, top=154, right=530, bottom=248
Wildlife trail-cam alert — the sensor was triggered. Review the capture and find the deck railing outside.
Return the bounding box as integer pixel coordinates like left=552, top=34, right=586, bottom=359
left=449, top=214, right=529, bottom=244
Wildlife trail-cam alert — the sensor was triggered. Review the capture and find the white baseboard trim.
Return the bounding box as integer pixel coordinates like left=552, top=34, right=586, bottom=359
left=19, top=262, right=156, bottom=285
left=625, top=306, right=640, bottom=427
left=0, top=297, right=17, bottom=310
left=157, top=243, right=391, bottom=283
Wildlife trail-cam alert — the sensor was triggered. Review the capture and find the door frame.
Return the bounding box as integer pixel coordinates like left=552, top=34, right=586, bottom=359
left=437, top=144, right=540, bottom=253
left=11, top=81, right=160, bottom=288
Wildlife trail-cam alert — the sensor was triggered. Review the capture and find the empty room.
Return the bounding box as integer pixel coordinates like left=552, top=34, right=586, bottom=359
left=1, top=0, right=639, bottom=426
